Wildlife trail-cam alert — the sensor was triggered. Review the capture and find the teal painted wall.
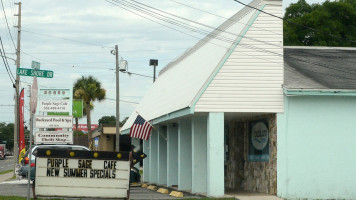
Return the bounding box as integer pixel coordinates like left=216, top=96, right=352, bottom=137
left=207, top=112, right=224, bottom=197
left=178, top=119, right=192, bottom=191
left=167, top=124, right=178, bottom=186
left=158, top=126, right=167, bottom=185
left=143, top=140, right=150, bottom=182
left=192, top=116, right=207, bottom=193
left=277, top=95, right=356, bottom=199
left=149, top=130, right=158, bottom=184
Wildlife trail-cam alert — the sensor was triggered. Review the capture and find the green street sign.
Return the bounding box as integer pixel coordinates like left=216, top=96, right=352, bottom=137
left=73, top=99, right=83, bottom=118
left=16, top=68, right=53, bottom=78
left=31, top=61, right=40, bottom=70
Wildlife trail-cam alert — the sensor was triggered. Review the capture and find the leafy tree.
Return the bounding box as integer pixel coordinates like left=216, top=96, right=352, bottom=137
left=284, top=0, right=356, bottom=47
left=0, top=123, right=14, bottom=150
left=73, top=76, right=106, bottom=147
left=98, top=116, right=129, bottom=127
left=98, top=116, right=116, bottom=125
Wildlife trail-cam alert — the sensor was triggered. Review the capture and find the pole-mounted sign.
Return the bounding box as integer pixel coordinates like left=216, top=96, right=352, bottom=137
left=17, top=68, right=53, bottom=78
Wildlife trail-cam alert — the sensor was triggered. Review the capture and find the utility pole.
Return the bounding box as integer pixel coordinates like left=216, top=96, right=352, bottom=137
left=13, top=2, right=21, bottom=173
left=115, top=45, right=120, bottom=152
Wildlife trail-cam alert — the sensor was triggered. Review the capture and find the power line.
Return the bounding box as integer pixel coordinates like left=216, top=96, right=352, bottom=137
left=106, top=0, right=356, bottom=79
left=19, top=48, right=188, bottom=54
left=0, top=38, right=15, bottom=84
left=233, top=0, right=356, bottom=45
left=22, top=29, right=113, bottom=49
left=0, top=0, right=16, bottom=49
left=105, top=98, right=139, bottom=104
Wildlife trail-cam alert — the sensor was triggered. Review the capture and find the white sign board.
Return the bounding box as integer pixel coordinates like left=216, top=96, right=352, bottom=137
left=35, top=116, right=73, bottom=128
left=35, top=156, right=130, bottom=199
left=35, top=131, right=73, bottom=144
left=39, top=99, right=71, bottom=112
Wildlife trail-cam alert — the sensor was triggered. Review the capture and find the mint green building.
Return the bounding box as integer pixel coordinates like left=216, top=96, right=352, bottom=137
left=277, top=47, right=356, bottom=199
left=122, top=0, right=356, bottom=198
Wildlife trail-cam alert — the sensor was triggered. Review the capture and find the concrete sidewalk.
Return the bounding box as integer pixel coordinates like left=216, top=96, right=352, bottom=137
left=0, top=171, right=14, bottom=183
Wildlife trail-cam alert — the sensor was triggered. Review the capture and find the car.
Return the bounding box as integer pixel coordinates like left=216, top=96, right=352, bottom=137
left=19, top=144, right=90, bottom=180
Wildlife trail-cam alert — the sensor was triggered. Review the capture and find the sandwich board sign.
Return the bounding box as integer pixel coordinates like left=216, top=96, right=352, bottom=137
left=35, top=149, right=130, bottom=199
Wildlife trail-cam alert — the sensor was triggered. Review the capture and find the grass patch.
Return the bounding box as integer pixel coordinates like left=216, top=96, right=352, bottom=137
left=0, top=170, right=12, bottom=175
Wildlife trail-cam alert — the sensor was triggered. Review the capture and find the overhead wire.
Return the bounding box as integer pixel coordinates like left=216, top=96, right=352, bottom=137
left=168, top=0, right=281, bottom=35
left=233, top=0, right=356, bottom=45
left=107, top=0, right=356, bottom=80
left=0, top=0, right=16, bottom=49
left=129, top=0, right=281, bottom=48
left=0, top=36, right=15, bottom=84
left=22, top=29, right=113, bottom=49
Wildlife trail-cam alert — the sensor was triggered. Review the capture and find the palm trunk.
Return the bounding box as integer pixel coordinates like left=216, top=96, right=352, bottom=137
left=86, top=101, right=92, bottom=149
left=75, top=118, right=78, bottom=130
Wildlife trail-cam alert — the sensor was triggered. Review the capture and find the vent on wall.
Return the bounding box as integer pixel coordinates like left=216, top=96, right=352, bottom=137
left=106, top=135, right=110, bottom=140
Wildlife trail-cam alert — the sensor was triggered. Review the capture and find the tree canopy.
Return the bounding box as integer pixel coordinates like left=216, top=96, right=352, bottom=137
left=284, top=0, right=356, bottom=47
left=73, top=76, right=106, bottom=146
left=0, top=122, right=14, bottom=150
left=98, top=116, right=129, bottom=127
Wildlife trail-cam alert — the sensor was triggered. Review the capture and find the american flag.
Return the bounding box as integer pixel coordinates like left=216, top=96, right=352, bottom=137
left=130, top=115, right=152, bottom=141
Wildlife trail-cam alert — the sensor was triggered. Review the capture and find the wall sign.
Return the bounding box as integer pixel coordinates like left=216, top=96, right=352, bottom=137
left=248, top=120, right=269, bottom=162
left=39, top=99, right=71, bottom=112
left=35, top=116, right=73, bottom=128
left=35, top=149, right=130, bottom=199
left=35, top=131, right=73, bottom=144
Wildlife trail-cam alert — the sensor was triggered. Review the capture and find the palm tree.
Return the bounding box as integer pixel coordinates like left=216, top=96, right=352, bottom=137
left=73, top=76, right=106, bottom=147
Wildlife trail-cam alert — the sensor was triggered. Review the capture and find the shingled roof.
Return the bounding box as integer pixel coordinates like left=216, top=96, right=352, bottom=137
left=284, top=46, right=356, bottom=90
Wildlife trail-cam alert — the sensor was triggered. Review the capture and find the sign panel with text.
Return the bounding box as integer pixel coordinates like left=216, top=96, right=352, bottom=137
left=16, top=68, right=53, bottom=78
left=35, top=131, right=73, bottom=144
left=35, top=116, right=73, bottom=128
left=39, top=99, right=71, bottom=112
left=35, top=149, right=130, bottom=199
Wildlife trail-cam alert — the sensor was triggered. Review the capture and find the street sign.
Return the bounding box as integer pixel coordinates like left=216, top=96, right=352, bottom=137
left=39, top=99, right=71, bottom=112
left=94, top=137, right=99, bottom=147
left=35, top=131, right=73, bottom=144
left=16, top=68, right=53, bottom=78
left=31, top=61, right=41, bottom=70
left=35, top=116, right=73, bottom=128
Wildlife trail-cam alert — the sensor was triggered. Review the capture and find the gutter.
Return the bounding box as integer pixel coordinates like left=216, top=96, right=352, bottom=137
left=284, top=88, right=356, bottom=96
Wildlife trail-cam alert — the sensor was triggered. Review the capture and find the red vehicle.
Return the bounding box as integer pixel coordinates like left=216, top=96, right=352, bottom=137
left=0, top=144, right=5, bottom=160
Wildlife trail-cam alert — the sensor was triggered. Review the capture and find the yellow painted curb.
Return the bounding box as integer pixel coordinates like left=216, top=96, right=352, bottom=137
left=147, top=185, right=157, bottom=190
left=169, top=191, right=184, bottom=197
left=141, top=183, right=148, bottom=188
left=157, top=188, right=169, bottom=194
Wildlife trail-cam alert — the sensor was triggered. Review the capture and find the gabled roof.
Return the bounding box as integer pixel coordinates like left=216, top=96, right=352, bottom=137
left=284, top=46, right=356, bottom=90
left=122, top=0, right=263, bottom=131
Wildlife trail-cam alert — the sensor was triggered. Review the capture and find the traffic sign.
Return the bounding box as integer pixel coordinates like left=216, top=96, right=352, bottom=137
left=16, top=68, right=53, bottom=78
left=31, top=61, right=40, bottom=70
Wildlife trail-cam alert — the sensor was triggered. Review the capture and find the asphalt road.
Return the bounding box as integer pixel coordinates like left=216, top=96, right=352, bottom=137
left=0, top=156, right=14, bottom=172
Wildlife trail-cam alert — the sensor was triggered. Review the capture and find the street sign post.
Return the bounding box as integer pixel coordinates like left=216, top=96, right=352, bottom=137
left=16, top=68, right=53, bottom=78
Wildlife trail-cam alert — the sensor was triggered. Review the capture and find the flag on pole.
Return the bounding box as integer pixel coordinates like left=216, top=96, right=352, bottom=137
left=130, top=115, right=152, bottom=141
left=19, top=88, right=26, bottom=163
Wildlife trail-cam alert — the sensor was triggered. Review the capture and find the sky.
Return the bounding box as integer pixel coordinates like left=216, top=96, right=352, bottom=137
left=0, top=0, right=324, bottom=126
